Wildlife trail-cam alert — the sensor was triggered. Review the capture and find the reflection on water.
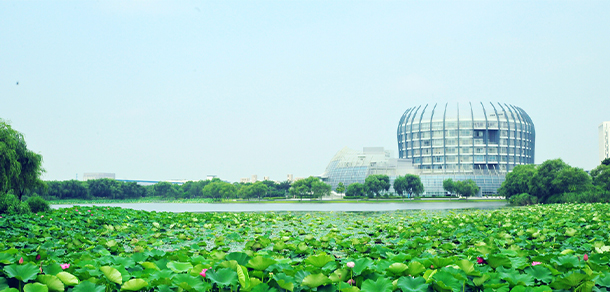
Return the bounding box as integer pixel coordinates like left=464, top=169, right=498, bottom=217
left=52, top=201, right=507, bottom=212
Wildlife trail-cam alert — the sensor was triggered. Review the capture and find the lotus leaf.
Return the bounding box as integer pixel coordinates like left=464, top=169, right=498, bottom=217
left=166, top=261, right=193, bottom=273
left=36, top=275, right=65, bottom=292
left=525, top=265, right=554, bottom=284
left=4, top=263, right=40, bottom=282
left=351, top=258, right=373, bottom=276
left=120, top=279, right=148, bottom=291
left=360, top=277, right=392, bottom=292
left=551, top=271, right=587, bottom=290
left=396, top=276, right=429, bottom=292
left=71, top=281, right=105, bottom=292
left=273, top=273, right=295, bottom=291
left=302, top=273, right=331, bottom=288
left=226, top=252, right=251, bottom=265
left=305, top=253, right=334, bottom=268
left=23, top=283, right=48, bottom=292
left=207, top=268, right=238, bottom=288
left=387, top=263, right=408, bottom=275
left=237, top=265, right=250, bottom=289
left=247, top=256, right=277, bottom=271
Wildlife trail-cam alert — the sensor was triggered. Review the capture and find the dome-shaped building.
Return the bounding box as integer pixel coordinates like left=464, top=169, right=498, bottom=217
left=397, top=102, right=535, bottom=196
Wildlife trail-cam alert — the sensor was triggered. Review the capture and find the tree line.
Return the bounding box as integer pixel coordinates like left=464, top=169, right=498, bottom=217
left=32, top=178, right=295, bottom=201
left=339, top=174, right=426, bottom=199
left=499, top=158, right=610, bottom=205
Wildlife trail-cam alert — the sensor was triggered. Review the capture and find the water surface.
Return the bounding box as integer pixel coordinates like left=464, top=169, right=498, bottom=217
left=52, top=201, right=507, bottom=212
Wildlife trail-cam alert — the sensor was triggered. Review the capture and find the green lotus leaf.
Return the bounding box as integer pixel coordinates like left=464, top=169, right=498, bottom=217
left=302, top=273, right=331, bottom=288
left=352, top=258, right=373, bottom=276
left=550, top=271, right=587, bottom=290
left=140, top=262, right=159, bottom=271
left=0, top=253, right=13, bottom=264
left=226, top=252, right=251, bottom=266
left=0, top=278, right=8, bottom=291
left=23, top=283, right=48, bottom=292
left=472, top=274, right=490, bottom=287
left=219, top=260, right=239, bottom=271
left=387, top=262, right=408, bottom=274
left=396, top=276, right=429, bottom=292
left=501, top=272, right=534, bottom=287
left=207, top=268, right=238, bottom=288
left=166, top=261, right=193, bottom=273
left=100, top=266, right=122, bottom=284
left=42, top=264, right=63, bottom=276
left=456, top=259, right=478, bottom=276
left=487, top=254, right=512, bottom=269
left=550, top=255, right=581, bottom=269
left=407, top=261, right=426, bottom=276
left=4, top=263, right=40, bottom=282
left=432, top=270, right=462, bottom=292
left=361, top=277, right=392, bottom=292
left=247, top=256, right=277, bottom=271
left=0, top=288, right=20, bottom=292
left=596, top=271, right=610, bottom=287
left=36, top=275, right=65, bottom=292
left=525, top=265, right=553, bottom=284
left=172, top=274, right=206, bottom=291
left=237, top=265, right=250, bottom=289
left=105, top=240, right=117, bottom=248
left=273, top=273, right=295, bottom=291
left=120, top=279, right=148, bottom=291
left=305, top=253, right=334, bottom=268
left=329, top=269, right=349, bottom=283
left=56, top=272, right=79, bottom=286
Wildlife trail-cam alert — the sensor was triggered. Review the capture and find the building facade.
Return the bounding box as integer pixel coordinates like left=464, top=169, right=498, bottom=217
left=396, top=102, right=535, bottom=195
left=600, top=121, right=610, bottom=163
left=321, top=147, right=418, bottom=191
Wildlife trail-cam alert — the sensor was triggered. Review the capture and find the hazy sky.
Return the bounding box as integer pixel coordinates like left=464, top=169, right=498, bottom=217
left=2, top=1, right=609, bottom=182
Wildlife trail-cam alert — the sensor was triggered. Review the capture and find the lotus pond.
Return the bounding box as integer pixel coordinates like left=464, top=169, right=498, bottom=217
left=1, top=204, right=610, bottom=292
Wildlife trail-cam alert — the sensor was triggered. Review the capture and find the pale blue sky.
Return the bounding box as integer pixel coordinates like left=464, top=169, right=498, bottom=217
left=1, top=1, right=609, bottom=182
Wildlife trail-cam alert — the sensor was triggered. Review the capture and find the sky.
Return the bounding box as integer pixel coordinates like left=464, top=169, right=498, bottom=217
left=1, top=1, right=609, bottom=183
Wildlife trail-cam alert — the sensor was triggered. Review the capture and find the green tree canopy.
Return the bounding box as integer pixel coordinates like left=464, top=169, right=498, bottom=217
left=289, top=177, right=330, bottom=200
left=0, top=119, right=45, bottom=200
left=497, top=164, right=537, bottom=200
left=335, top=182, right=345, bottom=194
left=364, top=174, right=390, bottom=198
left=202, top=181, right=236, bottom=201
left=345, top=183, right=365, bottom=197
left=239, top=181, right=269, bottom=201
left=394, top=174, right=424, bottom=198
left=442, top=179, right=455, bottom=195
left=443, top=178, right=479, bottom=198
left=591, top=164, right=610, bottom=192
left=455, top=179, right=480, bottom=198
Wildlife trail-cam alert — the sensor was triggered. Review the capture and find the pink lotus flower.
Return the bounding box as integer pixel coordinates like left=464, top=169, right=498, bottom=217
left=346, top=262, right=355, bottom=268
left=18, top=257, right=23, bottom=264
left=584, top=254, right=589, bottom=261
left=430, top=265, right=434, bottom=269
left=36, top=254, right=41, bottom=261
left=199, top=268, right=208, bottom=277
left=60, top=263, right=70, bottom=270
left=347, top=279, right=355, bottom=285
left=531, top=262, right=542, bottom=266
left=477, top=257, right=485, bottom=264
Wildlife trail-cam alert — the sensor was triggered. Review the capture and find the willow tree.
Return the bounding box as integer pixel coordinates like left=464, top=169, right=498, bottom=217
left=0, top=119, right=44, bottom=200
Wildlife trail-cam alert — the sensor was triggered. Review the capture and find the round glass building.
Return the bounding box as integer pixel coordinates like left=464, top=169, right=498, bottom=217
left=397, top=102, right=535, bottom=195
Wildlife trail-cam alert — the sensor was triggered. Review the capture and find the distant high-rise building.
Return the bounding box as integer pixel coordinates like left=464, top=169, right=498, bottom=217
left=82, top=173, right=115, bottom=180
left=287, top=174, right=294, bottom=182
left=251, top=175, right=258, bottom=182
left=600, top=122, right=610, bottom=162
